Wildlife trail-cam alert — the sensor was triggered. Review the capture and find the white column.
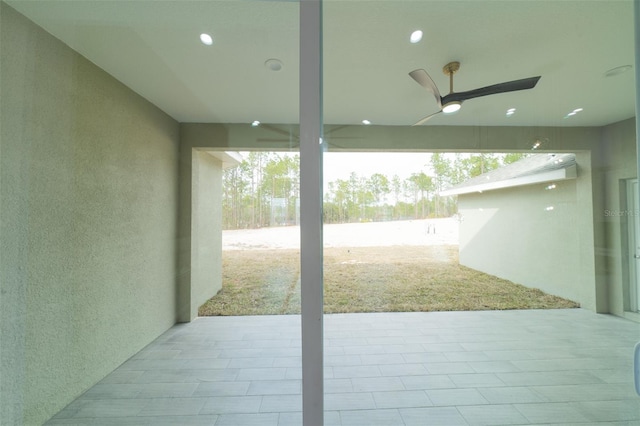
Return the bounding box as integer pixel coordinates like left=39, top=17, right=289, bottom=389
left=635, top=0, right=640, bottom=177
left=299, top=0, right=324, bottom=425
left=635, top=0, right=640, bottom=261
left=636, top=35, right=640, bottom=360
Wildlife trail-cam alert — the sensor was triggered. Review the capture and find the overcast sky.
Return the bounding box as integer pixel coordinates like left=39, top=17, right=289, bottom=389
left=323, top=152, right=433, bottom=184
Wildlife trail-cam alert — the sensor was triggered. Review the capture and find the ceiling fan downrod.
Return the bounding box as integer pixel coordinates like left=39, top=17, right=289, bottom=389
left=443, top=61, right=460, bottom=94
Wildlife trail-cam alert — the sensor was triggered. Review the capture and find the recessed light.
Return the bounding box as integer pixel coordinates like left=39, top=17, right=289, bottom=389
left=410, top=30, right=423, bottom=44
left=604, top=65, right=632, bottom=77
left=545, top=206, right=555, bottom=211
left=506, top=108, right=516, bottom=117
left=265, top=58, right=283, bottom=72
left=362, top=119, right=371, bottom=125
left=251, top=120, right=260, bottom=127
left=200, top=33, right=213, bottom=46
left=564, top=107, right=583, bottom=119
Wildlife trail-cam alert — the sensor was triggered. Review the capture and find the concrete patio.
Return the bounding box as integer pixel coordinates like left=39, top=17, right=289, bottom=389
left=47, top=309, right=640, bottom=425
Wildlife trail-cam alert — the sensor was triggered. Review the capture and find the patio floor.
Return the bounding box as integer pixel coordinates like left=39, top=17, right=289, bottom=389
left=47, top=309, right=640, bottom=425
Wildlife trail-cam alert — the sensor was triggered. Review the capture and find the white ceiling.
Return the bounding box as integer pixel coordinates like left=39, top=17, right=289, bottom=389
left=8, top=0, right=636, bottom=127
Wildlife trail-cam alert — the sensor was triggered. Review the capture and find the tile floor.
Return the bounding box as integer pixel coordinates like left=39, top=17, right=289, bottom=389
left=47, top=309, right=640, bottom=425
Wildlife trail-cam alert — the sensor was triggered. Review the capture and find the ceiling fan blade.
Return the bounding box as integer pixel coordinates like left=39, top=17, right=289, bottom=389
left=441, top=76, right=541, bottom=105
left=323, top=125, right=349, bottom=137
left=260, top=124, right=300, bottom=139
left=409, top=69, right=443, bottom=109
left=412, top=110, right=442, bottom=126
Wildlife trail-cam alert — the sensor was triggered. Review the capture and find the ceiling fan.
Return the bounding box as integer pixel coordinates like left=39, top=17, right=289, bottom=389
left=409, top=61, right=541, bottom=126
left=256, top=124, right=358, bottom=148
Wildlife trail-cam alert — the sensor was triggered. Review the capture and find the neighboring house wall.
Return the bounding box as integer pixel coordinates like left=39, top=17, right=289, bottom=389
left=458, top=177, right=583, bottom=304
left=1, top=4, right=180, bottom=425
left=456, top=118, right=637, bottom=315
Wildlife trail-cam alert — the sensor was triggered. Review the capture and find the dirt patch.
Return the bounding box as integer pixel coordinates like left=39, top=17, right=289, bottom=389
left=222, top=218, right=460, bottom=250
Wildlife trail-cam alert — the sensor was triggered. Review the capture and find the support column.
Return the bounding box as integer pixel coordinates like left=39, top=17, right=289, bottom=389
left=634, top=1, right=640, bottom=309
left=635, top=0, right=640, bottom=181
left=300, top=0, right=324, bottom=425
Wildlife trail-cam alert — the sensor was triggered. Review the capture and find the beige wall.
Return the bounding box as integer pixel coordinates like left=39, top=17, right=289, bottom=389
left=176, top=128, right=229, bottom=323
left=191, top=151, right=224, bottom=317
left=598, top=119, right=638, bottom=318
left=1, top=4, right=180, bottom=425
left=458, top=175, right=585, bottom=305
left=181, top=122, right=603, bottom=153
left=574, top=150, right=604, bottom=312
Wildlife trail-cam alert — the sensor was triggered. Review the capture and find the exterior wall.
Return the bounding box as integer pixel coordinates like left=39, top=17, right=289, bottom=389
left=183, top=122, right=602, bottom=153
left=177, top=127, right=229, bottom=323
left=576, top=151, right=603, bottom=312
left=458, top=176, right=585, bottom=304
left=0, top=4, right=180, bottom=425
left=191, top=151, right=224, bottom=317
left=598, top=119, right=638, bottom=318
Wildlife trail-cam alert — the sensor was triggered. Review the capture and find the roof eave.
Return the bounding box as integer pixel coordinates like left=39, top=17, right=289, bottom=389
left=440, top=164, right=577, bottom=196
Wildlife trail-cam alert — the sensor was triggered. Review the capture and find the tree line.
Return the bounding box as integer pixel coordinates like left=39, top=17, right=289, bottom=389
left=222, top=152, right=526, bottom=229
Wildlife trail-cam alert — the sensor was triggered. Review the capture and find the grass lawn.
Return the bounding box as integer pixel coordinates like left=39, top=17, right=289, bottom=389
left=198, top=245, right=579, bottom=316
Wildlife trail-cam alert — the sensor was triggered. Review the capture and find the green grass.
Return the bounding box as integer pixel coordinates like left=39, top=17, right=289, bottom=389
left=198, top=245, right=579, bottom=316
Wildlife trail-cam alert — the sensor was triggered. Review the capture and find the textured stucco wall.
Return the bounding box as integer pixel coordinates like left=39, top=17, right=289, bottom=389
left=458, top=174, right=585, bottom=304
left=575, top=150, right=603, bottom=312
left=177, top=126, right=229, bottom=323
left=598, top=119, right=637, bottom=317
left=0, top=4, right=180, bottom=425
left=191, top=150, right=223, bottom=316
